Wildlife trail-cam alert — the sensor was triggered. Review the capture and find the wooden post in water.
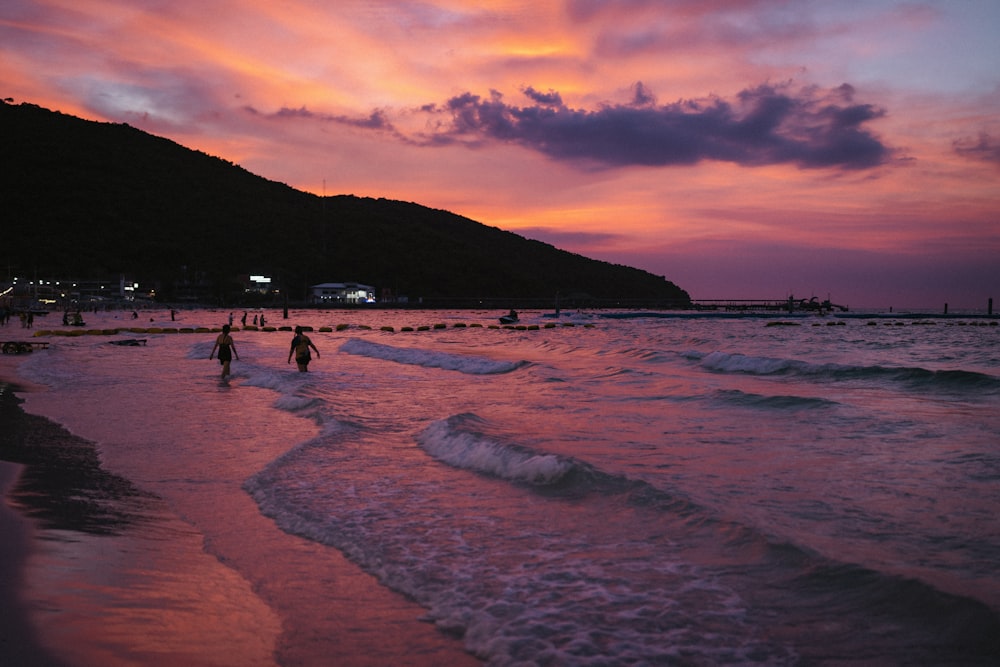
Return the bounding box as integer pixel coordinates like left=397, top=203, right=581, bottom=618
left=944, top=303, right=948, bottom=314
left=990, top=297, right=994, bottom=316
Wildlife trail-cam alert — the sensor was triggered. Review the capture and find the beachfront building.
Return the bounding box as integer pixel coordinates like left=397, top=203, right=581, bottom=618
left=1, top=274, right=148, bottom=310
left=309, top=282, right=376, bottom=304
left=242, top=274, right=274, bottom=295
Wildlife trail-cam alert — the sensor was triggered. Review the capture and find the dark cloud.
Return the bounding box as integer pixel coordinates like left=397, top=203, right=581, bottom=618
left=244, top=105, right=395, bottom=131
left=953, top=133, right=1000, bottom=168
left=419, top=82, right=890, bottom=170
left=522, top=86, right=564, bottom=107
left=631, top=82, right=657, bottom=107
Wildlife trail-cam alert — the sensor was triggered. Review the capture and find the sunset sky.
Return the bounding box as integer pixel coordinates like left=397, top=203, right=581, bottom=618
left=3, top=0, right=998, bottom=309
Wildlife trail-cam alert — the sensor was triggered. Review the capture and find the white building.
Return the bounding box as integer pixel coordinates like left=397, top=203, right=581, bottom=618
left=309, top=282, right=376, bottom=304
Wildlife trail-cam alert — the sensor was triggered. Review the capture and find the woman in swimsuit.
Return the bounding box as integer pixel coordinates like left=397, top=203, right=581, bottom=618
left=209, top=324, right=239, bottom=378
left=287, top=326, right=320, bottom=372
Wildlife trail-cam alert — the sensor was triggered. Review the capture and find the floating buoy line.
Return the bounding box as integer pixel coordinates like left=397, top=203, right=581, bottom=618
left=29, top=321, right=597, bottom=338
left=764, top=320, right=996, bottom=328
left=25, top=318, right=999, bottom=339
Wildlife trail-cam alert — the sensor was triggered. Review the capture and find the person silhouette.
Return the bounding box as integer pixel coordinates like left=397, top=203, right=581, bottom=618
left=209, top=324, right=239, bottom=378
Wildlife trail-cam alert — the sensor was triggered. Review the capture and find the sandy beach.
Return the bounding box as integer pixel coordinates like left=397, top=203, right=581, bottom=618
left=0, top=345, right=478, bottom=667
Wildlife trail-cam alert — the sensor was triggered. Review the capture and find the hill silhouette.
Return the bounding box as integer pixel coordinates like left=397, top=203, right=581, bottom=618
left=2, top=100, right=690, bottom=307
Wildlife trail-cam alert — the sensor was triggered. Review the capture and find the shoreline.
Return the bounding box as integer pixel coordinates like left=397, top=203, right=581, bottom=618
left=0, top=379, right=71, bottom=667
left=0, top=461, right=71, bottom=667
left=0, top=350, right=480, bottom=666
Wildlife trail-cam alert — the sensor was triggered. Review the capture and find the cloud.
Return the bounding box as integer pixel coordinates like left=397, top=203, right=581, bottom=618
left=566, top=0, right=777, bottom=23
left=415, top=81, right=891, bottom=170
left=953, top=133, right=1000, bottom=168
left=243, top=105, right=396, bottom=131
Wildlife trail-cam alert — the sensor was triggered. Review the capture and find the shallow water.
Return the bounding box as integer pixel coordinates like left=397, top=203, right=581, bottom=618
left=10, top=308, right=1000, bottom=665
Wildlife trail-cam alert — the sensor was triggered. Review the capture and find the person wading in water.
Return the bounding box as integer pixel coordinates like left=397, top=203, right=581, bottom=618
left=209, top=324, right=239, bottom=379
left=288, top=326, right=320, bottom=372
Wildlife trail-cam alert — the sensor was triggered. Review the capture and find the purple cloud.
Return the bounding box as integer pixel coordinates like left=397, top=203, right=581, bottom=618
left=244, top=105, right=395, bottom=131
left=421, top=82, right=890, bottom=170
left=954, top=133, right=1000, bottom=168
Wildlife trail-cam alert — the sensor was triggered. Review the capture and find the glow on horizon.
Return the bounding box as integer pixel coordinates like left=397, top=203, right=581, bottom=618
left=2, top=0, right=998, bottom=309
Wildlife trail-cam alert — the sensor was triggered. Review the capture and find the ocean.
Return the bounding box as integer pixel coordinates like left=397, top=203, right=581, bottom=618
left=5, top=308, right=1000, bottom=666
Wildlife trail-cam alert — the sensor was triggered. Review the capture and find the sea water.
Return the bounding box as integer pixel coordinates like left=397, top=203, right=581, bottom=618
left=10, top=309, right=1000, bottom=665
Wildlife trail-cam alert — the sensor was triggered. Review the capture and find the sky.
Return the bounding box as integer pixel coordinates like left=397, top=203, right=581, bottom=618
left=2, top=0, right=999, bottom=310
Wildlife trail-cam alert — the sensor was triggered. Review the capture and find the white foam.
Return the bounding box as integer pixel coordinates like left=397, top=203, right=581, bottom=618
left=339, top=338, right=527, bottom=375
left=418, top=417, right=575, bottom=485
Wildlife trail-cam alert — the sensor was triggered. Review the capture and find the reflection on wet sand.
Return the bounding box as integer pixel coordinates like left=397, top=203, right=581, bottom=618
left=1, top=384, right=282, bottom=667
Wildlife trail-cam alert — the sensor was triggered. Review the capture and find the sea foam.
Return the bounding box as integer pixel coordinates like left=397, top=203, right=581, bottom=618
left=339, top=338, right=528, bottom=374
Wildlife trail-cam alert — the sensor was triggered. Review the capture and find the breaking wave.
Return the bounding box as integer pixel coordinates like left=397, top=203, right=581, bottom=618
left=693, top=351, right=1000, bottom=393
left=339, top=338, right=528, bottom=374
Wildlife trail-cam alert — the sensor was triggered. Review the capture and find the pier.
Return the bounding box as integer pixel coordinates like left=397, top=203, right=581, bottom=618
left=690, top=296, right=849, bottom=313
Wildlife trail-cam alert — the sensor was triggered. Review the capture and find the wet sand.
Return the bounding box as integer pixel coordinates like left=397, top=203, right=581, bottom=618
left=0, top=369, right=72, bottom=667
left=0, top=352, right=479, bottom=666
left=0, top=459, right=71, bottom=667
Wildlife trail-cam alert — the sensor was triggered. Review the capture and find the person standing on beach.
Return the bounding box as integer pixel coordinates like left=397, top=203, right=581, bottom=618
left=209, top=324, right=239, bottom=378
left=288, top=326, right=319, bottom=372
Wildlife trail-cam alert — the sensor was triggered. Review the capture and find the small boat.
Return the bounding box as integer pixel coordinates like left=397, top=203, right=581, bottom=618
left=499, top=310, right=519, bottom=325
